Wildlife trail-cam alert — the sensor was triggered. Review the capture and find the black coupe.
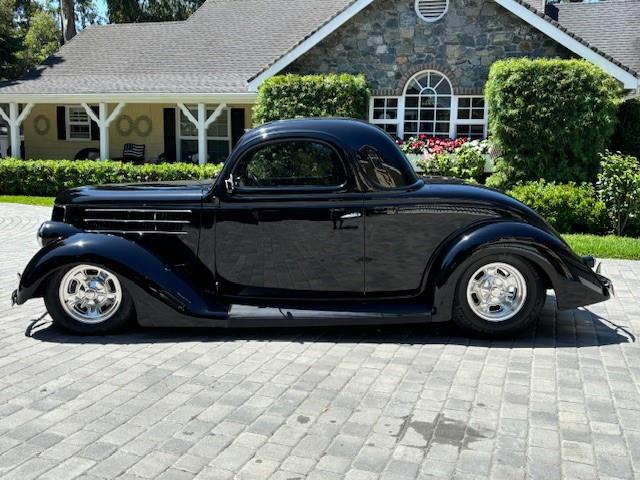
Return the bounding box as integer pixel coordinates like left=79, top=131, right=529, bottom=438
left=12, top=118, right=612, bottom=336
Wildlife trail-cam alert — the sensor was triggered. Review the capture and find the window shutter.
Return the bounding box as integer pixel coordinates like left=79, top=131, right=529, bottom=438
left=90, top=106, right=100, bottom=141
left=163, top=108, right=177, bottom=162
left=231, top=108, right=246, bottom=147
left=415, top=0, right=448, bottom=22
left=56, top=106, right=66, bottom=140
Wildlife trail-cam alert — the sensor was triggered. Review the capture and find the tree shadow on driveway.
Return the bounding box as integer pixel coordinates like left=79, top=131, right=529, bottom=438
left=25, top=297, right=634, bottom=349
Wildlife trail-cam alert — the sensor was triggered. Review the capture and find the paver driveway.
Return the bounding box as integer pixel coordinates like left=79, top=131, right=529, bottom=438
left=1, top=203, right=639, bottom=480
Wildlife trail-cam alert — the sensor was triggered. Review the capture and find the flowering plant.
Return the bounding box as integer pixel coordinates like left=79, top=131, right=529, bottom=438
left=396, top=134, right=469, bottom=156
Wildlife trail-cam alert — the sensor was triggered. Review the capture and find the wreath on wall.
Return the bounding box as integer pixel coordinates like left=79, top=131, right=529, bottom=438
left=135, top=115, right=152, bottom=137
left=33, top=115, right=50, bottom=136
left=116, top=115, right=134, bottom=136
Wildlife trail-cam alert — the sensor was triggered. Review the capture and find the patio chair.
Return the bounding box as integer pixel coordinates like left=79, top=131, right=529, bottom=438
left=122, top=143, right=145, bottom=164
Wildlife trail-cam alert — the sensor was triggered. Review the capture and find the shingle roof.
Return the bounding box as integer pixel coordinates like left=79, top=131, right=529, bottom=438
left=0, top=0, right=356, bottom=95
left=0, top=0, right=637, bottom=96
left=552, top=0, right=640, bottom=76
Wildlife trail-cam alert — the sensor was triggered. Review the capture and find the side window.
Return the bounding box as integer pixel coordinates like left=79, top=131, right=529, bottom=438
left=235, top=140, right=346, bottom=188
left=357, top=146, right=412, bottom=189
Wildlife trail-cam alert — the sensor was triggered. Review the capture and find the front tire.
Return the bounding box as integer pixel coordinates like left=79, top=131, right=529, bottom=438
left=44, top=264, right=135, bottom=335
left=452, top=255, right=544, bottom=336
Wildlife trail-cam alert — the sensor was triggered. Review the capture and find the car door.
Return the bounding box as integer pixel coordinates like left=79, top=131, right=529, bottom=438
left=215, top=138, right=364, bottom=300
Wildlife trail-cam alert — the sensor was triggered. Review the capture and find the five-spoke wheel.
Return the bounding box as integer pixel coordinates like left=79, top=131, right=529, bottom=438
left=45, top=264, right=134, bottom=334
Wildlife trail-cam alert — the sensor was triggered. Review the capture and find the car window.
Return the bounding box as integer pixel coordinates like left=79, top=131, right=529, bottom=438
left=357, top=146, right=412, bottom=189
left=235, top=140, right=346, bottom=188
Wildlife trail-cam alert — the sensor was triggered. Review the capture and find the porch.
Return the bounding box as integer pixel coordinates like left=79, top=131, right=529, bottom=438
left=0, top=94, right=255, bottom=163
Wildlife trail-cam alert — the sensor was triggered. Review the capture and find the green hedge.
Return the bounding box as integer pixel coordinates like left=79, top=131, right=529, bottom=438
left=0, top=159, right=223, bottom=197
left=486, top=58, right=620, bottom=187
left=611, top=98, right=640, bottom=158
left=253, top=73, right=370, bottom=125
left=508, top=180, right=606, bottom=234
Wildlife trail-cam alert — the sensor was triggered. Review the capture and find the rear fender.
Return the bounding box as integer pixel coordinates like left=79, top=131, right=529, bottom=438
left=16, top=233, right=227, bottom=321
left=424, top=221, right=610, bottom=321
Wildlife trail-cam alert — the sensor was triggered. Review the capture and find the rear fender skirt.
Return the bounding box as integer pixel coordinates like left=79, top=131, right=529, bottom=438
left=424, top=222, right=610, bottom=321
left=16, top=233, right=228, bottom=321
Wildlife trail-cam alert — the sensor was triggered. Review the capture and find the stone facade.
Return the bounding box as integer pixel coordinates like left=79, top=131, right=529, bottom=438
left=286, top=0, right=572, bottom=95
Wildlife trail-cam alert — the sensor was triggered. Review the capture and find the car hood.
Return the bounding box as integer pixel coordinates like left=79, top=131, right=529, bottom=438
left=55, top=180, right=216, bottom=206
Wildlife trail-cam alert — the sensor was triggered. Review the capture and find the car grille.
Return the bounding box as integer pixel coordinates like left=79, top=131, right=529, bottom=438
left=79, top=208, right=192, bottom=236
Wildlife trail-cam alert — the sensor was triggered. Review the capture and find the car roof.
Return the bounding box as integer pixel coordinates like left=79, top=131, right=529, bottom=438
left=237, top=118, right=393, bottom=152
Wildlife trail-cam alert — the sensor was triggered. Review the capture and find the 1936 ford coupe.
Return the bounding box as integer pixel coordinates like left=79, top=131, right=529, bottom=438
left=12, top=119, right=612, bottom=336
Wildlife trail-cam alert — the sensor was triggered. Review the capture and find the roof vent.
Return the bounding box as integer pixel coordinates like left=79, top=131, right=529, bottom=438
left=415, top=0, right=449, bottom=22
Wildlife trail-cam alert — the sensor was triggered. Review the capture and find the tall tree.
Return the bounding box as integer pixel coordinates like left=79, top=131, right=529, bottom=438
left=18, top=10, right=59, bottom=70
left=107, top=0, right=205, bottom=23
left=60, top=0, right=76, bottom=42
left=0, top=0, right=21, bottom=80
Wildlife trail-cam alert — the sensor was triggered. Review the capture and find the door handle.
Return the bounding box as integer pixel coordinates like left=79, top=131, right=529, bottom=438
left=340, top=212, right=362, bottom=220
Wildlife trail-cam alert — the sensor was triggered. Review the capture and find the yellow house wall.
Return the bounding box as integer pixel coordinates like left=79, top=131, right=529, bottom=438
left=24, top=103, right=254, bottom=160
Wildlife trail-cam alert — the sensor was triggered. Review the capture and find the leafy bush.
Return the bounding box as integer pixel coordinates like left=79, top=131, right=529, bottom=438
left=508, top=180, right=606, bottom=234
left=0, top=159, right=222, bottom=197
left=611, top=98, right=640, bottom=158
left=486, top=58, right=621, bottom=187
left=253, top=74, right=370, bottom=125
left=417, top=140, right=489, bottom=183
left=397, top=135, right=468, bottom=155
left=597, top=151, right=640, bottom=235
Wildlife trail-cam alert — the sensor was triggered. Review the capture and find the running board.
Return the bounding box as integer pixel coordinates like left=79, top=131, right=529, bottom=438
left=228, top=303, right=432, bottom=328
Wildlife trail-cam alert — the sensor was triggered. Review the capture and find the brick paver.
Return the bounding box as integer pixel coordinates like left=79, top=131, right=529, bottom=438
left=1, top=203, right=639, bottom=479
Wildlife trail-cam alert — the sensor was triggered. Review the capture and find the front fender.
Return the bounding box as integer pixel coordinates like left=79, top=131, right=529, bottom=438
left=425, top=221, right=611, bottom=321
left=16, top=233, right=227, bottom=320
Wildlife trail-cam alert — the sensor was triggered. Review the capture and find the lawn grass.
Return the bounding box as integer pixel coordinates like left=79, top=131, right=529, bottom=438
left=564, top=234, right=640, bottom=260
left=0, top=195, right=55, bottom=206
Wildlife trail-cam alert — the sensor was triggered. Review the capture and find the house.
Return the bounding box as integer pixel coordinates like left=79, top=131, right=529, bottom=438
left=0, top=0, right=638, bottom=163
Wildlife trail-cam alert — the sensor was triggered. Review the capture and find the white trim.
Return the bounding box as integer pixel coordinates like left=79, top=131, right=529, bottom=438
left=67, top=105, right=93, bottom=141
left=246, top=0, right=376, bottom=91
left=0, top=92, right=257, bottom=104
left=415, top=0, right=449, bottom=23
left=176, top=104, right=231, bottom=164
left=494, top=0, right=639, bottom=89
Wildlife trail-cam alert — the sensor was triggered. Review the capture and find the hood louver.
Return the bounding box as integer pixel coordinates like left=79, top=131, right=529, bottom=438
left=79, top=208, right=192, bottom=236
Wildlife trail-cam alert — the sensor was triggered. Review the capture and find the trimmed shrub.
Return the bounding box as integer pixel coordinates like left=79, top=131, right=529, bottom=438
left=507, top=180, right=606, bottom=234
left=611, top=98, right=640, bottom=158
left=0, top=159, right=223, bottom=197
left=597, top=151, right=640, bottom=235
left=486, top=58, right=621, bottom=187
left=253, top=73, right=370, bottom=125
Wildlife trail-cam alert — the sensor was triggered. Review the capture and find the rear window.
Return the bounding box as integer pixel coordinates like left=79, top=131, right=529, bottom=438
left=357, top=146, right=413, bottom=189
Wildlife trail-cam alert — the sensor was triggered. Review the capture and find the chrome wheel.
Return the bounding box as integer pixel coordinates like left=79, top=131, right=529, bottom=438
left=58, top=265, right=122, bottom=324
left=466, top=262, right=527, bottom=322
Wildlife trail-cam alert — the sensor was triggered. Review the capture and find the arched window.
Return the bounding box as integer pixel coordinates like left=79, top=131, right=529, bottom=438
left=403, top=70, right=453, bottom=138
left=415, top=0, right=449, bottom=23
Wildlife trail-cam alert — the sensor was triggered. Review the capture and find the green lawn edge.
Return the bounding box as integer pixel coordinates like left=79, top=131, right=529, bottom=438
left=563, top=234, right=640, bottom=260
left=0, top=195, right=55, bottom=206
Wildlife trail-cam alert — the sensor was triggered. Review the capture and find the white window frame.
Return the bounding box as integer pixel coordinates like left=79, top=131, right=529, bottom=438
left=66, top=105, right=92, bottom=141
left=369, top=73, right=489, bottom=140
left=453, top=96, right=489, bottom=139
left=176, top=106, right=232, bottom=163
left=415, top=0, right=449, bottom=23
left=369, top=96, right=401, bottom=136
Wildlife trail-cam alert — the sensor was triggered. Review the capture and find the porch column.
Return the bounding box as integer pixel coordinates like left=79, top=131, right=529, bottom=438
left=0, top=102, right=33, bottom=159
left=81, top=102, right=126, bottom=160
left=177, top=103, right=227, bottom=165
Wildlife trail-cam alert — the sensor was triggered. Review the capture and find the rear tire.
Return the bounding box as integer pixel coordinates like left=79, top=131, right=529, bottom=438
left=452, top=255, right=544, bottom=336
left=44, top=264, right=135, bottom=335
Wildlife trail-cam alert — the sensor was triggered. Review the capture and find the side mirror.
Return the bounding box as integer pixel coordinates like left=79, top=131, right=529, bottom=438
left=225, top=174, right=235, bottom=194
